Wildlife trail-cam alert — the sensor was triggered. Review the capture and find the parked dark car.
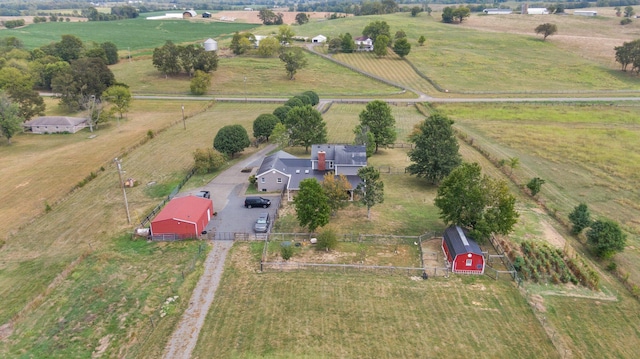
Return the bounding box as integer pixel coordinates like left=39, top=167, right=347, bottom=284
left=244, top=196, right=271, bottom=208
left=195, top=190, right=211, bottom=199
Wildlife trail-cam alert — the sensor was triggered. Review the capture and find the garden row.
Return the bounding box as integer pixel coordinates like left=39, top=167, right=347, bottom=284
left=511, top=240, right=599, bottom=289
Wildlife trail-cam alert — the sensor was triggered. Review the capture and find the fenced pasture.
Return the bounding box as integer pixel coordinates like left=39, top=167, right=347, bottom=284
left=299, top=13, right=640, bottom=95
left=4, top=17, right=256, bottom=51
left=192, top=242, right=559, bottom=359
left=110, top=52, right=404, bottom=97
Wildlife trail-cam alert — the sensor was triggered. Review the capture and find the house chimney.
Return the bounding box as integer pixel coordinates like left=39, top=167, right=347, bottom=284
left=318, top=151, right=326, bottom=171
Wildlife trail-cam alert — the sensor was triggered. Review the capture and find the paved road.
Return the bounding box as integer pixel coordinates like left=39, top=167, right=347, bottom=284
left=162, top=144, right=277, bottom=359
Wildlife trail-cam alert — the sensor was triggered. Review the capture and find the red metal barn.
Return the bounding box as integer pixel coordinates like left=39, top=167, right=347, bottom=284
left=442, top=226, right=485, bottom=275
left=151, top=196, right=213, bottom=239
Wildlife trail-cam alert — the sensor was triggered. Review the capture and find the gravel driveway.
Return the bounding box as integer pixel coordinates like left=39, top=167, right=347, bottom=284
left=162, top=144, right=276, bottom=359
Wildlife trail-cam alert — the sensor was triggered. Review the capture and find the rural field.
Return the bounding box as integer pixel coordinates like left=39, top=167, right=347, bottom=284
left=1, top=7, right=640, bottom=359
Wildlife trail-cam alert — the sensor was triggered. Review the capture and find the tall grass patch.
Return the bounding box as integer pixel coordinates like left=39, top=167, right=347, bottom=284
left=0, top=236, right=208, bottom=358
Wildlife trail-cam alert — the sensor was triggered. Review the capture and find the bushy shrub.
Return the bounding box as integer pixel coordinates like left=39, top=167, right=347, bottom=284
left=193, top=148, right=226, bottom=174
left=316, top=229, right=338, bottom=251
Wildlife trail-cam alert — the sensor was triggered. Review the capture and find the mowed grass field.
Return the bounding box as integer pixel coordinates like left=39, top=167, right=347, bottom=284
left=110, top=54, right=404, bottom=97
left=192, top=243, right=559, bottom=359
left=4, top=17, right=256, bottom=51
left=296, top=13, right=640, bottom=94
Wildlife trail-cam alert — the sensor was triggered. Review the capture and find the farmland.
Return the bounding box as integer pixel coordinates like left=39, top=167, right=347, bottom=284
left=1, top=8, right=640, bottom=359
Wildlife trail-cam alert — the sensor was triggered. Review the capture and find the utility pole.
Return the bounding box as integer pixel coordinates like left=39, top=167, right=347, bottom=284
left=244, top=76, right=247, bottom=103
left=181, top=105, right=186, bottom=129
left=88, top=95, right=95, bottom=132
left=114, top=158, right=131, bottom=224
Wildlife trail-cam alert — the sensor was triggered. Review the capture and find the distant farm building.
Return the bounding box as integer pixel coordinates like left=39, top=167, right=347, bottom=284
left=574, top=10, right=597, bottom=16
left=312, top=35, right=327, bottom=43
left=525, top=6, right=549, bottom=15
left=483, top=8, right=513, bottom=15
left=183, top=10, right=197, bottom=18
left=204, top=38, right=218, bottom=51
left=150, top=196, right=213, bottom=240
left=354, top=36, right=373, bottom=51
left=442, top=226, right=486, bottom=275
left=24, top=116, right=88, bottom=134
left=146, top=13, right=183, bottom=20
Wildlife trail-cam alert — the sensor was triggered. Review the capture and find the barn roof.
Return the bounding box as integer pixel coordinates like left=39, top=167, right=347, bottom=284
left=24, top=116, right=87, bottom=126
left=153, top=196, right=211, bottom=223
left=443, top=226, right=483, bottom=258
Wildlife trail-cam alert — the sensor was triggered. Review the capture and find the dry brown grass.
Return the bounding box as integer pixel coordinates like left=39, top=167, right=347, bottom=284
left=461, top=11, right=640, bottom=67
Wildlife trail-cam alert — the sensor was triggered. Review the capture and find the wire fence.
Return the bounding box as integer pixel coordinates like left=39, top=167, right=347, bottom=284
left=259, top=232, right=450, bottom=277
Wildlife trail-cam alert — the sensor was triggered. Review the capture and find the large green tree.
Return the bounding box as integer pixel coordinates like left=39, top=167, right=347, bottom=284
left=213, top=124, right=250, bottom=158
left=279, top=47, right=307, bottom=80
left=102, top=85, right=131, bottom=119
left=294, top=178, right=331, bottom=232
left=362, top=20, right=390, bottom=43
left=302, top=91, right=320, bottom=106
left=152, top=40, right=181, bottom=76
left=587, top=219, right=627, bottom=259
left=407, top=113, right=461, bottom=184
left=277, top=25, right=295, bottom=45
left=52, top=57, right=115, bottom=111
left=535, top=23, right=558, bottom=41
left=358, top=100, right=396, bottom=153
left=54, top=34, right=84, bottom=62
left=258, top=9, right=283, bottom=25
left=0, top=67, right=45, bottom=121
left=355, top=166, right=385, bottom=220
left=100, top=41, right=119, bottom=65
left=295, top=12, right=309, bottom=25
left=284, top=105, right=327, bottom=153
left=392, top=37, right=411, bottom=58
left=257, top=37, right=280, bottom=57
left=230, top=32, right=254, bottom=55
left=0, top=94, right=23, bottom=144
left=453, top=6, right=471, bottom=23
left=340, top=33, right=356, bottom=53
left=614, top=39, right=640, bottom=72
left=373, top=35, right=390, bottom=57
left=253, top=113, right=279, bottom=141
left=272, top=105, right=291, bottom=122
left=434, top=162, right=519, bottom=242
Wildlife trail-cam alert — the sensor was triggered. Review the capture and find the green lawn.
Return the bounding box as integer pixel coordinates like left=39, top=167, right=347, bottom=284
left=5, top=17, right=257, bottom=51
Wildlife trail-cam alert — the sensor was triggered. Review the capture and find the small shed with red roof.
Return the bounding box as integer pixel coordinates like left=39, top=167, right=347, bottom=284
left=442, top=226, right=485, bottom=275
left=151, top=196, right=213, bottom=239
